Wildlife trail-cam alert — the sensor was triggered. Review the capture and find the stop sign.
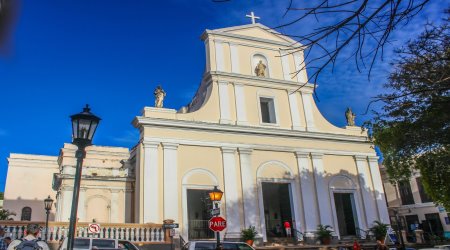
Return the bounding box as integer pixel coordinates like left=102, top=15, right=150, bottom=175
left=208, top=217, right=227, bottom=232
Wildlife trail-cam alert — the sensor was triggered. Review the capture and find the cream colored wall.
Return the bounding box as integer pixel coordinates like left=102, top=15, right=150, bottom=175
left=4, top=154, right=59, bottom=221
left=177, top=145, right=225, bottom=231
left=142, top=126, right=374, bottom=154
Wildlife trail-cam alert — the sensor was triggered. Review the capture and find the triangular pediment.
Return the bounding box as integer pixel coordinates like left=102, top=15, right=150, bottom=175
left=207, top=23, right=299, bottom=46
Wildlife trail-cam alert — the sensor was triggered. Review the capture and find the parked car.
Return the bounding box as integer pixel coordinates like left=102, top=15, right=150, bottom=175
left=58, top=237, right=139, bottom=250
left=182, top=241, right=254, bottom=250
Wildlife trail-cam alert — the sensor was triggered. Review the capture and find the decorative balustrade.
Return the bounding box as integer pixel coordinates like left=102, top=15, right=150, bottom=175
left=0, top=221, right=165, bottom=243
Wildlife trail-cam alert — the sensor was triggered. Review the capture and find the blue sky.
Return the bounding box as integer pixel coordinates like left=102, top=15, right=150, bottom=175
left=0, top=0, right=445, bottom=192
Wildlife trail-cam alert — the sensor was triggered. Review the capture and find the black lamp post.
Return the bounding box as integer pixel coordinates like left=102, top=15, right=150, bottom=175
left=44, top=195, right=54, bottom=242
left=209, top=186, right=223, bottom=250
left=67, top=105, right=101, bottom=250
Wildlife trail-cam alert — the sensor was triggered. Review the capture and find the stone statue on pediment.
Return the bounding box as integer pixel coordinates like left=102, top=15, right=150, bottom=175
left=345, top=107, right=356, bottom=126
left=154, top=85, right=166, bottom=108
left=255, top=60, right=267, bottom=77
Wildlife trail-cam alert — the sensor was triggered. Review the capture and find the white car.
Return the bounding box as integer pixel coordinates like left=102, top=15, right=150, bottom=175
left=182, top=241, right=254, bottom=250
left=58, top=237, right=139, bottom=250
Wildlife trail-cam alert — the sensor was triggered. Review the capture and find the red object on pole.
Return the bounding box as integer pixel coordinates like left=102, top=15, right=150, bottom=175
left=209, top=217, right=227, bottom=232
left=353, top=240, right=361, bottom=250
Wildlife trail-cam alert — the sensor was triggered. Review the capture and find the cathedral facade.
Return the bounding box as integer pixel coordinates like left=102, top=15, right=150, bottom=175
left=3, top=23, right=389, bottom=242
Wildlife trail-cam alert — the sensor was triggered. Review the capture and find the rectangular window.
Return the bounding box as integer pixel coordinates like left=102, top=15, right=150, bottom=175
left=398, top=180, right=415, bottom=205
left=260, top=97, right=276, bottom=123
left=416, top=177, right=433, bottom=203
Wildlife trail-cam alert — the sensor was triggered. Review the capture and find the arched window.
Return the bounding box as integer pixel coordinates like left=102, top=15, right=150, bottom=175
left=21, top=207, right=32, bottom=221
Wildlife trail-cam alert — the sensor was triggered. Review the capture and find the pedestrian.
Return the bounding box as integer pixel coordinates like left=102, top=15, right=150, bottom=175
left=7, top=224, right=49, bottom=250
left=283, top=221, right=291, bottom=237
left=0, top=227, right=7, bottom=250
left=375, top=240, right=388, bottom=250
left=3, top=238, right=11, bottom=248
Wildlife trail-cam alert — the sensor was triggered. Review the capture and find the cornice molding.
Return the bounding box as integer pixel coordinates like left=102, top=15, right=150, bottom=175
left=221, top=147, right=237, bottom=154
left=354, top=155, right=368, bottom=161
left=295, top=152, right=309, bottom=159
left=143, top=141, right=160, bottom=149
left=238, top=148, right=253, bottom=155
left=137, top=117, right=369, bottom=144
left=204, top=30, right=296, bottom=48
left=310, top=153, right=324, bottom=159
left=143, top=137, right=377, bottom=157
left=162, top=142, right=179, bottom=150
left=209, top=71, right=314, bottom=92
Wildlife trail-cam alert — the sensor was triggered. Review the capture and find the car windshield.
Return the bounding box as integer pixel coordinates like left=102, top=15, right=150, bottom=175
left=92, top=239, right=115, bottom=248
left=73, top=239, right=90, bottom=249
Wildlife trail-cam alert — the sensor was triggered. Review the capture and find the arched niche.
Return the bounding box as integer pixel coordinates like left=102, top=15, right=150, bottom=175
left=257, top=160, right=293, bottom=180
left=329, top=175, right=357, bottom=190
left=252, top=53, right=270, bottom=78
left=182, top=168, right=218, bottom=186
left=85, top=195, right=111, bottom=223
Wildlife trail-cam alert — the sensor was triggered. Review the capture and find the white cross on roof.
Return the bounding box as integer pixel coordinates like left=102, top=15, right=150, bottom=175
left=246, top=11, right=260, bottom=24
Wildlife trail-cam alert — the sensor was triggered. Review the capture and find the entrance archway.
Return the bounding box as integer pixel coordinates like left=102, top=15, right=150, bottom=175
left=257, top=160, right=301, bottom=242
left=181, top=168, right=219, bottom=240
left=329, top=175, right=363, bottom=239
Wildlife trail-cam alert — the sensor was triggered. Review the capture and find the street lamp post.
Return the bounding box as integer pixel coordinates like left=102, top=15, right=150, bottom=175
left=208, top=186, right=224, bottom=250
left=393, top=209, right=406, bottom=250
left=67, top=105, right=101, bottom=250
left=44, top=195, right=54, bottom=242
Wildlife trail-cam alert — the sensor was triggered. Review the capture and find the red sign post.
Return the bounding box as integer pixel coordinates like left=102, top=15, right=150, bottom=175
left=208, top=217, right=227, bottom=232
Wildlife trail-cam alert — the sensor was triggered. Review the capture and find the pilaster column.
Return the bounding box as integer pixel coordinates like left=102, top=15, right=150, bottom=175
left=61, top=186, right=73, bottom=222
left=289, top=92, right=305, bottom=131
left=301, top=92, right=316, bottom=132
left=218, top=81, right=232, bottom=124
left=125, top=190, right=133, bottom=223
left=110, top=189, right=120, bottom=223
left=294, top=52, right=308, bottom=83
left=368, top=156, right=390, bottom=224
left=280, top=51, right=291, bottom=81
left=230, top=43, right=240, bottom=74
left=78, top=187, right=87, bottom=222
left=221, top=147, right=242, bottom=238
left=311, top=153, right=333, bottom=226
left=215, top=40, right=224, bottom=71
left=234, top=83, right=248, bottom=126
left=163, top=142, right=179, bottom=222
left=238, top=148, right=260, bottom=231
left=56, top=192, right=62, bottom=221
left=354, top=155, right=377, bottom=229
left=295, top=152, right=318, bottom=232
left=143, top=141, right=160, bottom=223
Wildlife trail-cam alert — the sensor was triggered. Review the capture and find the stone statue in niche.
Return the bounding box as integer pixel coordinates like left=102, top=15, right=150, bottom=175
left=345, top=107, right=356, bottom=126
left=154, top=85, right=166, bottom=108
left=255, top=60, right=267, bottom=77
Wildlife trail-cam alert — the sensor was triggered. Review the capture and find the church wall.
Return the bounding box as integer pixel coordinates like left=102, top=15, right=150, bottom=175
left=242, top=85, right=293, bottom=128
left=142, top=126, right=374, bottom=155
left=222, top=43, right=232, bottom=73
left=177, top=145, right=224, bottom=220
left=4, top=154, right=59, bottom=221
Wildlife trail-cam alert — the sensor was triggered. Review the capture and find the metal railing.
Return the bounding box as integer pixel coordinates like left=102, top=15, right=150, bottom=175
left=292, top=228, right=304, bottom=242
left=355, top=227, right=371, bottom=240
left=188, top=220, right=214, bottom=240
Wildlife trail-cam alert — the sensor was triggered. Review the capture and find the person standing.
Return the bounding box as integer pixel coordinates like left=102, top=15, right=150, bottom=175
left=0, top=227, right=7, bottom=250
left=7, top=224, right=49, bottom=250
left=283, top=221, right=291, bottom=237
